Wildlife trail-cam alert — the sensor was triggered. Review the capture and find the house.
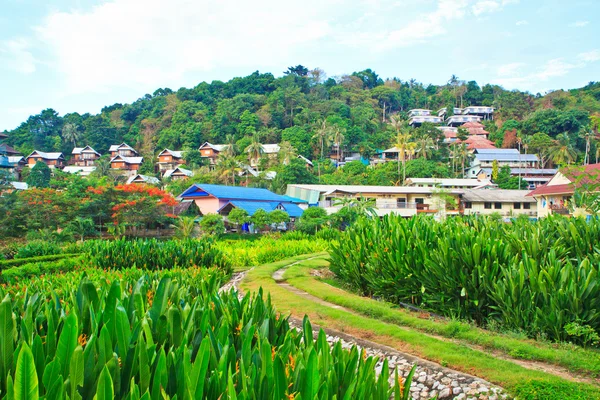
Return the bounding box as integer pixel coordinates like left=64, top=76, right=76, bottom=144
left=110, top=155, right=143, bottom=171
left=527, top=164, right=600, bottom=218
left=405, top=178, right=495, bottom=189
left=408, top=115, right=443, bottom=127
left=179, top=184, right=306, bottom=219
left=437, top=107, right=463, bottom=118
left=462, top=190, right=536, bottom=218
left=286, top=184, right=463, bottom=218
left=25, top=151, right=65, bottom=168
left=459, top=121, right=489, bottom=137
left=461, top=106, right=494, bottom=120
left=71, top=146, right=101, bottom=166
left=157, top=149, right=185, bottom=171
left=463, top=136, right=497, bottom=150
left=198, top=142, right=228, bottom=166
left=466, top=149, right=539, bottom=178
left=446, top=115, right=482, bottom=127
left=163, top=166, right=193, bottom=180
left=0, top=143, right=20, bottom=156
left=126, top=174, right=160, bottom=185
left=109, top=143, right=138, bottom=158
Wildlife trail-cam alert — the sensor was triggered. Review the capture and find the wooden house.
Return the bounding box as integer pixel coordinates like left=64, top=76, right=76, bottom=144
left=157, top=149, right=184, bottom=171
left=110, top=155, right=143, bottom=171
left=163, top=166, right=192, bottom=180
left=109, top=143, right=138, bottom=158
left=71, top=146, right=101, bottom=166
left=25, top=151, right=65, bottom=168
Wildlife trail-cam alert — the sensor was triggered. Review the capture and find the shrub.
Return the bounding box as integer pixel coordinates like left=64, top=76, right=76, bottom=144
left=14, top=241, right=63, bottom=258
left=330, top=215, right=600, bottom=344
left=199, top=214, right=226, bottom=236
left=85, top=238, right=231, bottom=273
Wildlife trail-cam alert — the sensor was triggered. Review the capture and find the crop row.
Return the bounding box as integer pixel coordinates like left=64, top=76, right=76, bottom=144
left=0, top=267, right=408, bottom=399
left=330, top=216, right=600, bottom=345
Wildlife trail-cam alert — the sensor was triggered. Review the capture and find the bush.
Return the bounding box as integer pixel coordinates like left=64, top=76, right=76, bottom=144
left=199, top=214, right=225, bottom=236
left=1, top=256, right=82, bottom=283
left=85, top=238, right=231, bottom=273
left=296, top=207, right=329, bottom=234
left=14, top=241, right=63, bottom=258
left=0, top=253, right=80, bottom=269
left=330, top=215, right=600, bottom=345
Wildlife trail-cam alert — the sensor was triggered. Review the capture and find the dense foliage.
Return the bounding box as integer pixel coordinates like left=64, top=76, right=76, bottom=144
left=3, top=69, right=600, bottom=189
left=330, top=216, right=600, bottom=346
left=85, top=238, right=231, bottom=273
left=0, top=264, right=407, bottom=399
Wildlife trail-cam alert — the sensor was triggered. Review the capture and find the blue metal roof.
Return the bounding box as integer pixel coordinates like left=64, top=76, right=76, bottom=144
left=280, top=202, right=304, bottom=218
left=220, top=201, right=276, bottom=216
left=180, top=184, right=307, bottom=202
left=218, top=200, right=304, bottom=217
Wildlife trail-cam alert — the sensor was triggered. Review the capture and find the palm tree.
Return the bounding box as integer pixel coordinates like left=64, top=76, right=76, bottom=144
left=62, top=123, right=82, bottom=148
left=312, top=120, right=332, bottom=159
left=244, top=134, right=264, bottom=172
left=549, top=133, right=577, bottom=166
left=388, top=115, right=405, bottom=134
left=580, top=129, right=594, bottom=164
left=331, top=125, right=346, bottom=165
left=215, top=154, right=241, bottom=185
left=278, top=141, right=297, bottom=164
left=392, top=132, right=412, bottom=183
left=457, top=143, right=470, bottom=177
left=223, top=134, right=238, bottom=157
left=415, top=137, right=435, bottom=159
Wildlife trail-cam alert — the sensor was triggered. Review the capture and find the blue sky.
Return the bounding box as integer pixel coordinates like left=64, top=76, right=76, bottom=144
left=1, top=0, right=599, bottom=131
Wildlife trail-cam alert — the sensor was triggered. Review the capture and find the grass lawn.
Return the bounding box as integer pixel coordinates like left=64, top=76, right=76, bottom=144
left=241, top=253, right=600, bottom=400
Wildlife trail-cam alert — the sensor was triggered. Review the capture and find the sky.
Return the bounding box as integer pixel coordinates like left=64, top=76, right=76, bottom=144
left=1, top=0, right=599, bottom=131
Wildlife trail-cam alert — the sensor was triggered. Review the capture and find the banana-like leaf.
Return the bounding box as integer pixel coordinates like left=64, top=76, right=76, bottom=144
left=96, top=365, right=114, bottom=400
left=14, top=343, right=38, bottom=400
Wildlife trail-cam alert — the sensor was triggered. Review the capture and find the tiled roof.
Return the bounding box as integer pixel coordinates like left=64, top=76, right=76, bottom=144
left=109, top=143, right=136, bottom=152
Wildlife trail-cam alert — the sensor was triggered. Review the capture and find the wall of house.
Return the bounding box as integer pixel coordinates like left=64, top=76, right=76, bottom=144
left=464, top=201, right=536, bottom=217
left=193, top=197, right=222, bottom=215
left=159, top=155, right=173, bottom=163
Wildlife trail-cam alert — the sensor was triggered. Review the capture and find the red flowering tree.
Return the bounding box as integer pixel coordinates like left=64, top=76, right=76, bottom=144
left=111, top=184, right=178, bottom=232
left=17, top=188, right=74, bottom=231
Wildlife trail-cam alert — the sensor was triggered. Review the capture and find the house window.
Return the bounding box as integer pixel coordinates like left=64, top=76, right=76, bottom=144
left=513, top=202, right=521, bottom=209
left=415, top=198, right=424, bottom=204
left=484, top=202, right=492, bottom=209
left=494, top=202, right=502, bottom=209
left=464, top=202, right=472, bottom=209
left=523, top=203, right=531, bottom=210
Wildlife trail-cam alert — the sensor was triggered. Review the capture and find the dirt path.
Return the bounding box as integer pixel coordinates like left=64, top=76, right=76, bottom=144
left=268, top=258, right=600, bottom=387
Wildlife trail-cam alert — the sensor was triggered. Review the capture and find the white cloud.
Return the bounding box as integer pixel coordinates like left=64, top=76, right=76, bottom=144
left=33, top=0, right=334, bottom=95
left=496, top=62, right=524, bottom=76
left=570, top=20, right=589, bottom=27
left=516, top=20, right=528, bottom=26
left=0, top=38, right=36, bottom=74
left=472, top=1, right=501, bottom=16
left=492, top=50, right=600, bottom=89
left=578, top=50, right=600, bottom=62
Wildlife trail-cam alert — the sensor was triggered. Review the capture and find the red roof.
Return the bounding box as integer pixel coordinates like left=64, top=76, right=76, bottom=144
left=527, top=183, right=574, bottom=197
left=444, top=130, right=457, bottom=138
left=460, top=121, right=489, bottom=136
left=527, top=163, right=600, bottom=197
left=467, top=141, right=496, bottom=150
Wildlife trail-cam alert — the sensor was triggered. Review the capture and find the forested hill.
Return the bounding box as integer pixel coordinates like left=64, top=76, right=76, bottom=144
left=3, top=66, right=600, bottom=160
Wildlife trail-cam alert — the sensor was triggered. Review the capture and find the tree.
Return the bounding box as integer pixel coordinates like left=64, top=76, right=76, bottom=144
left=278, top=141, right=297, bottom=164
left=296, top=206, right=328, bottom=234
left=199, top=214, right=225, bottom=236
left=284, top=65, right=309, bottom=76
left=68, top=217, right=95, bottom=241
left=331, top=125, right=346, bottom=164
left=62, top=123, right=82, bottom=148
left=312, top=120, right=332, bottom=159
left=492, top=159, right=499, bottom=181
left=269, top=210, right=290, bottom=229
left=549, top=133, right=577, bottom=166
left=415, top=137, right=435, bottom=160
left=529, top=132, right=554, bottom=168
left=228, top=208, right=250, bottom=232
left=215, top=154, right=241, bottom=185
left=175, top=216, right=197, bottom=239
left=245, top=134, right=264, bottom=172
left=251, top=208, right=271, bottom=233
left=392, top=133, right=412, bottom=183
left=27, top=161, right=51, bottom=188
left=183, top=150, right=206, bottom=169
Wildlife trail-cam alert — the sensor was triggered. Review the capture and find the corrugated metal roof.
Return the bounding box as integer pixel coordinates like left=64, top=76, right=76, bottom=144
left=475, top=153, right=538, bottom=162
left=27, top=151, right=64, bottom=160
left=462, top=189, right=536, bottom=203
left=280, top=202, right=304, bottom=217
left=180, top=184, right=308, bottom=202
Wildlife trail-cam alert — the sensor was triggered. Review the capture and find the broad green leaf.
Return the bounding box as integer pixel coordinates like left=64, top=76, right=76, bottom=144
left=14, top=343, right=38, bottom=400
